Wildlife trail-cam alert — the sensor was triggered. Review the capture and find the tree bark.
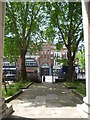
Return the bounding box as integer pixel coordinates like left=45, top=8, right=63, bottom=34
left=67, top=49, right=74, bottom=81
left=20, top=50, right=27, bottom=82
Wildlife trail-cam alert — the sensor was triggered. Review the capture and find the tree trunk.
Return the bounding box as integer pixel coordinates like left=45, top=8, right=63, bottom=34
left=20, top=50, right=27, bottom=82
left=67, top=58, right=74, bottom=81
left=67, top=49, right=74, bottom=81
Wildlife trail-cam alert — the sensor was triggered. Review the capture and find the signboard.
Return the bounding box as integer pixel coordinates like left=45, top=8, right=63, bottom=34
left=41, top=63, right=49, bottom=68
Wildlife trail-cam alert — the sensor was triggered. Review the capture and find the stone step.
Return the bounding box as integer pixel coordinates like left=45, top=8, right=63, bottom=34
left=2, top=104, right=13, bottom=119
left=1, top=98, right=13, bottom=119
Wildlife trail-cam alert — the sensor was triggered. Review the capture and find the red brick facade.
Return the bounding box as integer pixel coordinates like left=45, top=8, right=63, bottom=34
left=39, top=43, right=56, bottom=75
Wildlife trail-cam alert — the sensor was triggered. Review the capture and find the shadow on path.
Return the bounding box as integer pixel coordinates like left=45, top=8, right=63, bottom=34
left=2, top=116, right=88, bottom=120
left=4, top=83, right=84, bottom=119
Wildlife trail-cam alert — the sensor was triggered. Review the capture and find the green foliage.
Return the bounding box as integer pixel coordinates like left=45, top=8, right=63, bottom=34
left=5, top=2, right=45, bottom=80
left=61, top=59, right=68, bottom=66
left=45, top=2, right=83, bottom=80
left=65, top=82, right=86, bottom=96
left=53, top=2, right=82, bottom=50
left=44, top=27, right=56, bottom=43
left=56, top=42, right=63, bottom=51
left=76, top=44, right=85, bottom=70
left=77, top=83, right=86, bottom=96
left=2, top=81, right=30, bottom=98
left=55, top=57, right=68, bottom=66
left=4, top=37, right=20, bottom=62
left=4, top=2, right=45, bottom=62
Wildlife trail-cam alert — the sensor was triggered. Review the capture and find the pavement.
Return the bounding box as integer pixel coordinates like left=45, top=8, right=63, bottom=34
left=5, top=82, right=86, bottom=119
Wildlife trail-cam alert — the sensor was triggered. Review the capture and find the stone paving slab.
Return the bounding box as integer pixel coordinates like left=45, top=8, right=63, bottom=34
left=8, top=107, right=84, bottom=118
left=6, top=83, right=85, bottom=119
left=33, top=96, right=46, bottom=106
left=46, top=94, right=58, bottom=100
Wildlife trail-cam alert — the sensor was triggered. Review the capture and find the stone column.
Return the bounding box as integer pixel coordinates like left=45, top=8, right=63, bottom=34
left=0, top=2, right=6, bottom=119
left=78, top=1, right=90, bottom=119
left=0, top=2, right=13, bottom=119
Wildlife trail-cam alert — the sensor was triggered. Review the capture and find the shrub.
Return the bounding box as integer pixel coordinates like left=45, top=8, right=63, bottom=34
left=2, top=80, right=30, bottom=98
left=65, top=81, right=86, bottom=96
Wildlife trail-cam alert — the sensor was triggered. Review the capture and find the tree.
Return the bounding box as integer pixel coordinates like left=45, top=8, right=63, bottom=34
left=5, top=2, right=44, bottom=81
left=76, top=44, right=85, bottom=71
left=46, top=2, right=83, bottom=81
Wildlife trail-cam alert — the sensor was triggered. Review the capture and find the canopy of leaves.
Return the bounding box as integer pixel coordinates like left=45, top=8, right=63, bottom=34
left=55, top=57, right=68, bottom=66
left=76, top=44, right=85, bottom=70
left=4, top=2, right=45, bottom=62
left=45, top=2, right=83, bottom=61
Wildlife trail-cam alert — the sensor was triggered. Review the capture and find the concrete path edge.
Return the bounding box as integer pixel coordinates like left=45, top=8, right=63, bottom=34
left=63, top=83, right=84, bottom=100
left=5, top=82, right=33, bottom=103
left=72, top=89, right=84, bottom=100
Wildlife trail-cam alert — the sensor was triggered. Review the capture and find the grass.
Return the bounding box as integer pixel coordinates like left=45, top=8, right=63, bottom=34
left=66, top=82, right=78, bottom=87
left=65, top=81, right=86, bottom=96
left=2, top=80, right=30, bottom=98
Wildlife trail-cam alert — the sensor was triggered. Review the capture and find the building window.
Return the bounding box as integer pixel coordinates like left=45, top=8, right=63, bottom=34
left=55, top=53, right=56, bottom=57
left=44, top=46, right=46, bottom=52
left=47, top=47, right=49, bottom=52
left=44, top=46, right=46, bottom=55
left=25, top=60, right=37, bottom=67
left=51, top=51, right=53, bottom=55
left=44, top=54, right=46, bottom=58
left=41, top=51, right=43, bottom=54
left=48, top=54, right=49, bottom=59
left=41, top=47, right=43, bottom=52
left=41, top=54, right=43, bottom=58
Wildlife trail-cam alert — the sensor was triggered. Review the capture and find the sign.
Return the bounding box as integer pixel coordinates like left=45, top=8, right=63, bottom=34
left=41, top=63, right=49, bottom=68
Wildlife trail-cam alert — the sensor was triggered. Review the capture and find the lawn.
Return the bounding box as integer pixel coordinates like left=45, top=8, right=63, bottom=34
left=65, top=81, right=86, bottom=96
left=2, top=80, right=30, bottom=98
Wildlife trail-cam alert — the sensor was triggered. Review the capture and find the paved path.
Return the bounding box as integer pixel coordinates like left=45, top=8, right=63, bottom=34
left=6, top=83, right=85, bottom=119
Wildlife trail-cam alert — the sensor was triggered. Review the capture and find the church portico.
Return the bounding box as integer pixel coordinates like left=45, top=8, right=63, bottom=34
left=77, top=1, right=90, bottom=118
left=0, top=2, right=13, bottom=119
left=0, top=2, right=5, bottom=119
left=0, top=1, right=90, bottom=119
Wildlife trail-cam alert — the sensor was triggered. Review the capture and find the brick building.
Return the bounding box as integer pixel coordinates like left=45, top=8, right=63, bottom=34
left=17, top=53, right=40, bottom=76
left=17, top=43, right=67, bottom=77
left=39, top=42, right=56, bottom=76
left=54, top=45, right=67, bottom=67
left=53, top=45, right=67, bottom=76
